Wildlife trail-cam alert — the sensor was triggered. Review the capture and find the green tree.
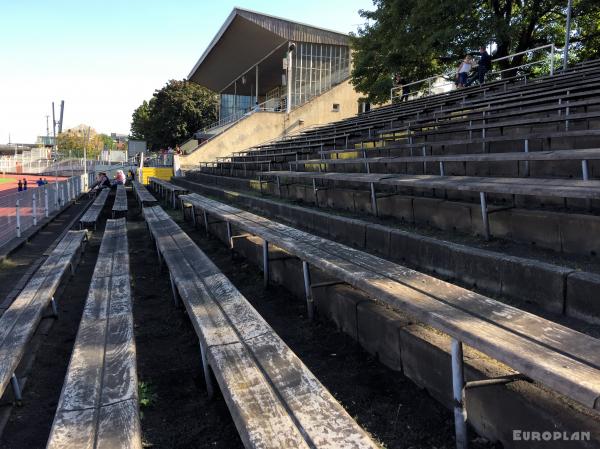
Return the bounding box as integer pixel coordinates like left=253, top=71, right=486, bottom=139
left=130, top=80, right=218, bottom=150
left=351, top=0, right=600, bottom=103
left=56, top=125, right=104, bottom=159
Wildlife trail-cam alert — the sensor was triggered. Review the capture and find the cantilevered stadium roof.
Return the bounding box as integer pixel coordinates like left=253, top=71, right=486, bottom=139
left=187, top=8, right=350, bottom=93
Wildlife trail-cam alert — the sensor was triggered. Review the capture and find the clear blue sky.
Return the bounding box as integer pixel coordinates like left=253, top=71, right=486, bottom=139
left=0, top=0, right=374, bottom=144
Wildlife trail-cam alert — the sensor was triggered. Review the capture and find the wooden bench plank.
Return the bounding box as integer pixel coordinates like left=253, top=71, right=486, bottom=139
left=80, top=189, right=109, bottom=227
left=144, top=206, right=380, bottom=448
left=293, top=148, right=600, bottom=167
left=181, top=193, right=600, bottom=410
left=132, top=181, right=157, bottom=206
left=0, top=230, right=86, bottom=398
left=47, top=218, right=140, bottom=449
left=260, top=171, right=600, bottom=200
left=112, top=184, right=128, bottom=216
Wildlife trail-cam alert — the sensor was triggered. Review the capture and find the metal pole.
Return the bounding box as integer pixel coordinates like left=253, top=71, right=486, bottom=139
left=479, top=192, right=490, bottom=241
left=302, top=261, right=314, bottom=321
left=11, top=374, right=23, bottom=402
left=15, top=199, right=21, bottom=238
left=550, top=44, right=555, bottom=76
left=32, top=193, right=37, bottom=226
left=582, top=160, right=589, bottom=180
left=563, top=0, right=572, bottom=71
left=199, top=344, right=214, bottom=399
left=524, top=139, right=530, bottom=177
left=370, top=182, right=378, bottom=216
left=44, top=187, right=49, bottom=217
left=287, top=43, right=295, bottom=114
left=451, top=339, right=468, bottom=449
left=262, top=240, right=269, bottom=287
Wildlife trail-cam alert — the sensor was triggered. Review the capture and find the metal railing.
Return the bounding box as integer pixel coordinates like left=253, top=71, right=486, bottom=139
left=390, top=44, right=557, bottom=101
left=0, top=173, right=91, bottom=250
left=202, top=98, right=284, bottom=135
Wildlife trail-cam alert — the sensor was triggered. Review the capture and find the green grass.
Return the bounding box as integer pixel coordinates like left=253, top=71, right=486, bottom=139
left=0, top=177, right=14, bottom=184
left=138, top=381, right=158, bottom=420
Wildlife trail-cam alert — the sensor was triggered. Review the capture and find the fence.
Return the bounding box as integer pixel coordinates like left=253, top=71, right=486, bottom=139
left=390, top=44, right=557, bottom=101
left=0, top=174, right=90, bottom=251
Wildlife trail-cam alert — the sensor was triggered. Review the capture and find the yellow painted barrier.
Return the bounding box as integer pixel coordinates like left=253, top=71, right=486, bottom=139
left=139, top=167, right=173, bottom=185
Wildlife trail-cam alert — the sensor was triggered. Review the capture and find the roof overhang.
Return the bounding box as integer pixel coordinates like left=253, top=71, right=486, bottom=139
left=187, top=8, right=350, bottom=93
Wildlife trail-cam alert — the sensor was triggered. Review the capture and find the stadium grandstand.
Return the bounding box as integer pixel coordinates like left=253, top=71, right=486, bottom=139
left=2, top=4, right=600, bottom=449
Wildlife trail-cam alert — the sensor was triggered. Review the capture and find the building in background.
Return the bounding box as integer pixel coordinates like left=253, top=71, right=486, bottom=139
left=182, top=8, right=364, bottom=165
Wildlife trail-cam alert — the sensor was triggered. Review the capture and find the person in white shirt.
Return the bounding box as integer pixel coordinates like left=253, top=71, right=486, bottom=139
left=457, top=55, right=473, bottom=88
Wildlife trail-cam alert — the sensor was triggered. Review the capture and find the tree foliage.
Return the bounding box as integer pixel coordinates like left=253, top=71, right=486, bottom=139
left=130, top=80, right=218, bottom=150
left=351, top=0, right=600, bottom=103
left=56, top=125, right=110, bottom=159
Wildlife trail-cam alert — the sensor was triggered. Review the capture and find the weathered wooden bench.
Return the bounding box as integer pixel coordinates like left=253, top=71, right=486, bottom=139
left=131, top=180, right=157, bottom=208
left=80, top=188, right=109, bottom=230
left=112, top=184, right=128, bottom=218
left=0, top=229, right=86, bottom=404
left=180, top=192, right=600, bottom=449
left=259, top=170, right=600, bottom=240
left=291, top=147, right=600, bottom=179
left=143, top=205, right=379, bottom=449
left=46, top=218, right=140, bottom=449
left=147, top=177, right=188, bottom=209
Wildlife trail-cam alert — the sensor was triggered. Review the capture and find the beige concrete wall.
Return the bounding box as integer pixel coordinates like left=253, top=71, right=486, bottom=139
left=285, top=80, right=362, bottom=136
left=181, top=112, right=285, bottom=165
left=181, top=80, right=363, bottom=166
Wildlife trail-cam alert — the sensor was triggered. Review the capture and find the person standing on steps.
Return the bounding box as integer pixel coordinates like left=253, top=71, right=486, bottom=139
left=17, top=179, right=23, bottom=192
left=468, top=46, right=492, bottom=86
left=23, top=178, right=28, bottom=191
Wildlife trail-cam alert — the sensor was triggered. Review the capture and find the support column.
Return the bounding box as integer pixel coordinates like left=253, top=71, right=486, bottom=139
left=11, top=374, right=22, bottom=402
left=479, top=192, right=490, bottom=241
left=302, top=261, right=314, bottom=321
left=169, top=273, right=180, bottom=307
left=44, top=187, right=49, bottom=217
left=451, top=338, right=468, bottom=449
left=199, top=344, right=214, bottom=399
left=16, top=199, right=21, bottom=238
left=32, top=194, right=37, bottom=226
left=370, top=182, right=378, bottom=216
left=262, top=240, right=269, bottom=287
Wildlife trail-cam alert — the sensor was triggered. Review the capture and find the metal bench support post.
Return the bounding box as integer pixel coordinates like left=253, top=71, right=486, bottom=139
left=50, top=296, right=58, bottom=317
left=169, top=273, right=180, bottom=307
left=451, top=338, right=468, bottom=449
left=479, top=192, right=490, bottom=241
left=439, top=161, right=445, bottom=176
left=199, top=344, right=214, bottom=399
left=370, top=183, right=378, bottom=216
left=582, top=160, right=589, bottom=180
left=203, top=211, right=209, bottom=236
left=302, top=261, right=314, bottom=321
left=191, top=205, right=197, bottom=227
left=523, top=139, right=530, bottom=177
left=226, top=221, right=233, bottom=250
left=312, top=178, right=319, bottom=207
left=11, top=374, right=22, bottom=402
left=262, top=241, right=269, bottom=287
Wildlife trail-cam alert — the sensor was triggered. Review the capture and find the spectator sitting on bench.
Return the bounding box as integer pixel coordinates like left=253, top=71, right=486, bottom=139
left=91, top=172, right=111, bottom=191
left=114, top=169, right=126, bottom=186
